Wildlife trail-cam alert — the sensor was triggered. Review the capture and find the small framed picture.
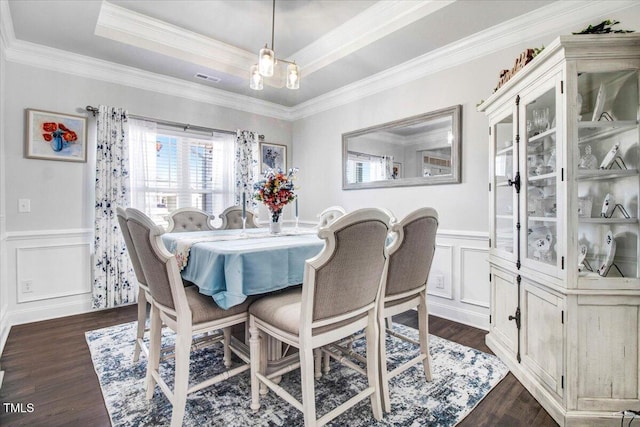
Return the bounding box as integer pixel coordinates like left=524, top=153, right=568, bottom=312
left=25, top=109, right=87, bottom=162
left=259, top=142, right=287, bottom=173
left=392, top=162, right=403, bottom=179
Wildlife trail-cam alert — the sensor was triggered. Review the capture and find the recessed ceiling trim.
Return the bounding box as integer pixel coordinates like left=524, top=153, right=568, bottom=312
left=292, top=0, right=455, bottom=77
left=95, top=1, right=255, bottom=79
left=291, top=0, right=638, bottom=120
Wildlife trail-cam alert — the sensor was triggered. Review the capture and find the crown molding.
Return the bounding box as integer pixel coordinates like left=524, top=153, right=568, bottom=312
left=290, top=0, right=638, bottom=120
left=4, top=37, right=293, bottom=120
left=2, top=0, right=637, bottom=122
left=292, top=0, right=455, bottom=77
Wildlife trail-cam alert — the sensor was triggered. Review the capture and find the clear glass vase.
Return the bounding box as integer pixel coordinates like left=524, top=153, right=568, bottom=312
left=269, top=209, right=282, bottom=234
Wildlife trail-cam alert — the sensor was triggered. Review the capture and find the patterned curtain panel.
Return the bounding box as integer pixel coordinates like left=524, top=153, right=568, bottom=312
left=93, top=105, right=136, bottom=309
left=234, top=130, right=259, bottom=209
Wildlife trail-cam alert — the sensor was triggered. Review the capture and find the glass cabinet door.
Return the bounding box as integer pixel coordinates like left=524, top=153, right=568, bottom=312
left=575, top=69, right=639, bottom=284
left=492, top=112, right=517, bottom=258
left=522, top=80, right=562, bottom=274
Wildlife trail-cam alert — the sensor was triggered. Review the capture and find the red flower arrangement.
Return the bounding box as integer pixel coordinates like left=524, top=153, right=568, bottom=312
left=42, top=122, right=78, bottom=152
left=253, top=168, right=298, bottom=222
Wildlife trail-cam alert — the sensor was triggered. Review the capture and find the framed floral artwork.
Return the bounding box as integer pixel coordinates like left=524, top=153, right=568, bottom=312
left=25, top=108, right=87, bottom=162
left=259, top=142, right=287, bottom=173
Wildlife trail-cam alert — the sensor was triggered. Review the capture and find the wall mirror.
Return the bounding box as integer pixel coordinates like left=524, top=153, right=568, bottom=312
left=342, top=105, right=461, bottom=189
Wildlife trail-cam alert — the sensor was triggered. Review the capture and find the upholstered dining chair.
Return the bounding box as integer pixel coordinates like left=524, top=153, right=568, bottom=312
left=218, top=205, right=259, bottom=229
left=378, top=207, right=438, bottom=412
left=126, top=208, right=252, bottom=427
left=248, top=208, right=391, bottom=426
left=116, top=207, right=152, bottom=362
left=316, top=205, right=346, bottom=228
left=165, top=207, right=216, bottom=232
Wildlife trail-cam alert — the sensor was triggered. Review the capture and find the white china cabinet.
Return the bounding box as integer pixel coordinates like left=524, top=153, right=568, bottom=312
left=478, top=34, right=640, bottom=426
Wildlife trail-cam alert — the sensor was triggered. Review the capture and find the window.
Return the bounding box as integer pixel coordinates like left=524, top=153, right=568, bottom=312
left=346, top=151, right=391, bottom=183
left=128, top=120, right=235, bottom=226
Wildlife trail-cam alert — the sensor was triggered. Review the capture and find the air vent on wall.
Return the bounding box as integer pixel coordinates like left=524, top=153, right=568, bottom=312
left=194, top=73, right=221, bottom=83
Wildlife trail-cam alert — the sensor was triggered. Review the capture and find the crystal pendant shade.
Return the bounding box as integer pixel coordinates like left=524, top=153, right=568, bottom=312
left=250, top=64, right=263, bottom=90
left=258, top=46, right=275, bottom=77
left=286, top=63, right=300, bottom=90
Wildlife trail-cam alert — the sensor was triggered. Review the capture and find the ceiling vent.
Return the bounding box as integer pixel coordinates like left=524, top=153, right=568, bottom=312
left=194, top=73, right=221, bottom=83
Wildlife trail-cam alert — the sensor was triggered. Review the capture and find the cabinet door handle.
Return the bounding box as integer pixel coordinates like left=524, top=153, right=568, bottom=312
left=507, top=172, right=521, bottom=193
left=508, top=307, right=521, bottom=329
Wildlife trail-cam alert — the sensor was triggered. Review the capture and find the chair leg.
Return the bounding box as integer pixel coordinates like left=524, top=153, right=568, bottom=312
left=322, top=352, right=331, bottom=374
left=223, top=327, right=232, bottom=368
left=379, top=311, right=392, bottom=413
left=249, top=317, right=261, bottom=412
left=385, top=316, right=393, bottom=330
left=300, top=346, right=317, bottom=427
left=366, top=313, right=382, bottom=420
left=146, top=304, right=161, bottom=400
left=171, top=326, right=192, bottom=427
left=134, top=287, right=147, bottom=362
left=259, top=331, right=269, bottom=395
left=314, top=348, right=322, bottom=379
left=418, top=293, right=432, bottom=381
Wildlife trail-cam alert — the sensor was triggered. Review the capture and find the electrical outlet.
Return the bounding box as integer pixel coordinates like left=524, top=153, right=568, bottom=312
left=433, top=274, right=444, bottom=289
left=21, top=280, right=34, bottom=293
left=18, top=199, right=31, bottom=213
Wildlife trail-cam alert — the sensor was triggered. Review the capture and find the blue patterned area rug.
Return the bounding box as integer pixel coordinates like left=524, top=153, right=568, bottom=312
left=86, top=322, right=508, bottom=426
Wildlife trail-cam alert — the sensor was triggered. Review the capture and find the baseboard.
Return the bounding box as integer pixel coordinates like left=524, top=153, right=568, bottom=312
left=0, top=303, right=9, bottom=356
left=8, top=296, right=93, bottom=326
left=429, top=300, right=489, bottom=331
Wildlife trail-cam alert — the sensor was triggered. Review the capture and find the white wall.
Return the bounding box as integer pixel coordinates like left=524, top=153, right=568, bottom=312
left=291, top=5, right=640, bottom=329
left=2, top=62, right=292, bottom=325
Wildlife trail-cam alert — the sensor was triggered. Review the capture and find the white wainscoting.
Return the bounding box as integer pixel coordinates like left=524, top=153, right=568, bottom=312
left=0, top=227, right=489, bottom=334
left=5, top=228, right=93, bottom=327
left=427, top=230, right=490, bottom=331
left=0, top=212, right=9, bottom=360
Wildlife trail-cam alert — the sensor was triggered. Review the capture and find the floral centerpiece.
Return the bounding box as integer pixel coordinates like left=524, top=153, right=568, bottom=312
left=253, top=168, right=298, bottom=233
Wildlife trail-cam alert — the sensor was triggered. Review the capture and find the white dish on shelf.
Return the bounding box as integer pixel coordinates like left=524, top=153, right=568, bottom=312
left=591, top=82, right=606, bottom=122
left=600, top=193, right=615, bottom=218
left=599, top=143, right=620, bottom=169
left=598, top=230, right=616, bottom=276
left=577, top=244, right=588, bottom=272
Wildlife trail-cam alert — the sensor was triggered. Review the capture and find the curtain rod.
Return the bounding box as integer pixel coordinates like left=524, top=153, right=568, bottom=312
left=85, top=105, right=236, bottom=136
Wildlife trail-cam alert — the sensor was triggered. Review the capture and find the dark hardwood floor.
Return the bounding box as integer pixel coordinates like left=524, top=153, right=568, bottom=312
left=0, top=306, right=557, bottom=426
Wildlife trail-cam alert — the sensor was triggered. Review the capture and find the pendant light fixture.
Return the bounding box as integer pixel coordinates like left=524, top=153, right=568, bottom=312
left=250, top=0, right=300, bottom=90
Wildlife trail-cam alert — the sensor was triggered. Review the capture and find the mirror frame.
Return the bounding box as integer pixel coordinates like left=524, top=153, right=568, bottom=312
left=342, top=105, right=462, bottom=189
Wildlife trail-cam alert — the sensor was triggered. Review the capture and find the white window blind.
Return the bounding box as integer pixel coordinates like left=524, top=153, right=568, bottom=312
left=346, top=151, right=391, bottom=183
left=128, top=120, right=235, bottom=226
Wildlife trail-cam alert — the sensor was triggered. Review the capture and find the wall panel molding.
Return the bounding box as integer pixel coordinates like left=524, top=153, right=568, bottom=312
left=459, top=246, right=490, bottom=308
left=427, top=243, right=454, bottom=300
left=16, top=243, right=91, bottom=303
left=422, top=231, right=490, bottom=330
left=5, top=229, right=93, bottom=327
left=6, top=228, right=92, bottom=241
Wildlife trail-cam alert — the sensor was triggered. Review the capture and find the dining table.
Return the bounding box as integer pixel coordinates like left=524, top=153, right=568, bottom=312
left=161, top=227, right=326, bottom=309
